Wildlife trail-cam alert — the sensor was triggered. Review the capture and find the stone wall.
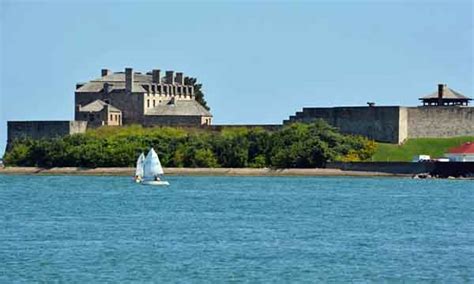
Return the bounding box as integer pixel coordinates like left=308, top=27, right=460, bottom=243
left=75, top=107, right=122, bottom=127
left=398, top=107, right=409, bottom=143
left=285, top=106, right=402, bottom=143
left=406, top=107, right=474, bottom=138
left=327, top=161, right=435, bottom=174
left=142, top=115, right=204, bottom=127
left=285, top=106, right=474, bottom=143
left=207, top=124, right=283, bottom=132
left=7, top=121, right=87, bottom=150
left=327, top=161, right=474, bottom=177
left=75, top=92, right=144, bottom=125
left=107, top=110, right=122, bottom=126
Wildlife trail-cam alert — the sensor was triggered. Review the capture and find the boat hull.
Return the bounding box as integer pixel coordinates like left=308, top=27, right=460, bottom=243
left=141, top=180, right=170, bottom=186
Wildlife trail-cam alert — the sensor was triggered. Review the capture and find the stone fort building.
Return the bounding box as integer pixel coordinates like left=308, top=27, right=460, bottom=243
left=284, top=84, right=473, bottom=144
left=6, top=80, right=473, bottom=151
left=75, top=68, right=212, bottom=127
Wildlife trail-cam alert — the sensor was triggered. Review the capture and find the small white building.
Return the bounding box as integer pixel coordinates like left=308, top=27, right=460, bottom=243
left=445, top=142, right=474, bottom=162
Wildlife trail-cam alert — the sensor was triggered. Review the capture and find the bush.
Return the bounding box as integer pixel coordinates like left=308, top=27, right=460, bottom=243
left=4, top=122, right=377, bottom=168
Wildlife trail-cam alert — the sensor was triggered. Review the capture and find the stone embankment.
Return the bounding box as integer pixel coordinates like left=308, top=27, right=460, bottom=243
left=0, top=167, right=401, bottom=177
left=327, top=161, right=474, bottom=178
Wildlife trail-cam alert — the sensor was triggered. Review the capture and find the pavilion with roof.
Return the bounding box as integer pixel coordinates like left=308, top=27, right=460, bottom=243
left=419, top=84, right=471, bottom=106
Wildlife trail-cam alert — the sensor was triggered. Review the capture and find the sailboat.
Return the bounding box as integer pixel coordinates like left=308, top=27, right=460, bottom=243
left=141, top=148, right=170, bottom=186
left=134, top=153, right=145, bottom=183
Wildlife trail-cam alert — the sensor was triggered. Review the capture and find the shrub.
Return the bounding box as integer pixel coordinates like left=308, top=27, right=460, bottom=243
left=4, top=122, right=377, bottom=168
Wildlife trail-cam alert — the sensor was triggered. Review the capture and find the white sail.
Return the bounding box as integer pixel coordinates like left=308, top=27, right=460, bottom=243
left=135, top=153, right=145, bottom=177
left=143, top=148, right=164, bottom=179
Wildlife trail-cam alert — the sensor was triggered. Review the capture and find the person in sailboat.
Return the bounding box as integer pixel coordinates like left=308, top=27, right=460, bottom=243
left=141, top=148, right=170, bottom=186
left=135, top=175, right=142, bottom=183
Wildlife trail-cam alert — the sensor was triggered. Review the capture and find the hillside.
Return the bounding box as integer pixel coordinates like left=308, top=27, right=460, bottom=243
left=372, top=136, right=474, bottom=162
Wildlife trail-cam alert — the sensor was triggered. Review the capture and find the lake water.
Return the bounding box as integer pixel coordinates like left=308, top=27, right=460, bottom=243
left=0, top=175, right=473, bottom=282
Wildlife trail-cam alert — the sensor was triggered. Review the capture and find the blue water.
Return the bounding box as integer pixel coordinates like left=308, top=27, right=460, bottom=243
left=0, top=175, right=473, bottom=282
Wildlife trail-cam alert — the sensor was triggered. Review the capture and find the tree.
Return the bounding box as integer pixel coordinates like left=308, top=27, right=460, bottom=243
left=184, top=77, right=210, bottom=111
left=3, top=123, right=376, bottom=168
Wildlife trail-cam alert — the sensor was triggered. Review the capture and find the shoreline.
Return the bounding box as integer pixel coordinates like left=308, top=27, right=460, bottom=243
left=0, top=167, right=406, bottom=177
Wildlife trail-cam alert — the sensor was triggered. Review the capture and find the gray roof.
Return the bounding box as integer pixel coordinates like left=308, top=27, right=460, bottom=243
left=76, top=82, right=146, bottom=93
left=420, top=87, right=471, bottom=100
left=94, top=72, right=153, bottom=83
left=80, top=100, right=121, bottom=112
left=76, top=71, right=188, bottom=93
left=146, top=100, right=212, bottom=117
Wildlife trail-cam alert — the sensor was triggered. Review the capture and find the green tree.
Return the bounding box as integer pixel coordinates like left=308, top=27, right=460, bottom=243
left=3, top=123, right=377, bottom=168
left=212, top=128, right=249, bottom=167
left=194, top=149, right=219, bottom=168
left=184, top=77, right=210, bottom=111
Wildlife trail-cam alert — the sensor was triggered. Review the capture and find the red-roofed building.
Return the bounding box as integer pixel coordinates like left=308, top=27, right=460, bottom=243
left=445, top=142, right=474, bottom=162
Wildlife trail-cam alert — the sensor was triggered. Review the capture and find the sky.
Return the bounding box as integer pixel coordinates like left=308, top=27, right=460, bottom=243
left=0, top=0, right=472, bottom=156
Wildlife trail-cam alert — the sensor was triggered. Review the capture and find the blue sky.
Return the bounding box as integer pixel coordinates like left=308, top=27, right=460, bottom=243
left=0, top=0, right=472, bottom=156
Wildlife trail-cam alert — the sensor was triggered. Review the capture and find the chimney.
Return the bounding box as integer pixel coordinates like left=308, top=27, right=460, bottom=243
left=152, top=69, right=161, bottom=84
left=175, top=72, right=184, bottom=85
left=103, top=82, right=110, bottom=94
left=165, top=71, right=174, bottom=84
left=438, top=84, right=445, bottom=106
left=125, top=67, right=133, bottom=94
left=101, top=69, right=111, bottom=77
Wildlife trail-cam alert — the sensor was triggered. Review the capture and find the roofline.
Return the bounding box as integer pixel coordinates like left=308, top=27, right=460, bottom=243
left=419, top=98, right=472, bottom=100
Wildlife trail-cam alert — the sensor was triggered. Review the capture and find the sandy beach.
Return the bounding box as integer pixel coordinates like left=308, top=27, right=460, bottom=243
left=0, top=166, right=405, bottom=177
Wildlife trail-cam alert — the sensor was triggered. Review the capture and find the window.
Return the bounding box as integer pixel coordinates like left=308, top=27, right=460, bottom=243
left=153, top=100, right=156, bottom=107
left=147, top=99, right=150, bottom=108
left=89, top=113, right=95, bottom=122
left=115, top=114, right=118, bottom=121
left=110, top=114, right=113, bottom=121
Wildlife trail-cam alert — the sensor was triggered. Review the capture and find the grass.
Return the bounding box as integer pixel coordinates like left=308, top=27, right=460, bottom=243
left=372, top=136, right=474, bottom=162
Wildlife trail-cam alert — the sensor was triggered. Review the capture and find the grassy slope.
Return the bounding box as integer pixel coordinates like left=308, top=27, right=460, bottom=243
left=372, top=136, right=474, bottom=162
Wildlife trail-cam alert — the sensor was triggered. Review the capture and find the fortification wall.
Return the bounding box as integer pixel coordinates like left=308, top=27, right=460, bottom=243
left=286, top=107, right=402, bottom=143
left=407, top=107, right=474, bottom=138
left=7, top=121, right=87, bottom=150
left=208, top=124, right=282, bottom=132
left=142, top=115, right=203, bottom=127
left=398, top=107, right=408, bottom=143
